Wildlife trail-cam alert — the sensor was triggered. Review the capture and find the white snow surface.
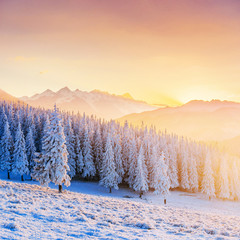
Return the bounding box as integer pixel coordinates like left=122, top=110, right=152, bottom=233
left=0, top=173, right=240, bottom=239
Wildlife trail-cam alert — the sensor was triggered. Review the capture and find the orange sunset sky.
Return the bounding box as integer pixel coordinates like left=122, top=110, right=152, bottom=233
left=1, top=0, right=240, bottom=106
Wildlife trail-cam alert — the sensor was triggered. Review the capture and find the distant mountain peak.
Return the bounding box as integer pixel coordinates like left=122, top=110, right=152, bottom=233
left=74, top=88, right=81, bottom=92
left=121, top=93, right=133, bottom=100
left=91, top=89, right=102, bottom=93
left=57, top=86, right=72, bottom=94
left=91, top=89, right=111, bottom=96
left=43, top=89, right=54, bottom=94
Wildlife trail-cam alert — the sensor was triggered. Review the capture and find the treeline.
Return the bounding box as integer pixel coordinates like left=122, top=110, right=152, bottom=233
left=0, top=101, right=239, bottom=200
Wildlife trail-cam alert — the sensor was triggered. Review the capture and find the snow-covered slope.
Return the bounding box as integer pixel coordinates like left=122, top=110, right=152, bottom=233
left=20, top=87, right=157, bottom=120
left=0, top=89, right=23, bottom=103
left=0, top=178, right=239, bottom=240
left=118, top=99, right=240, bottom=142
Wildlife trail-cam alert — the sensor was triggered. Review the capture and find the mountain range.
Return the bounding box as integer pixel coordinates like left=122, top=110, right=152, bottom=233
left=118, top=99, right=240, bottom=144
left=20, top=87, right=157, bottom=120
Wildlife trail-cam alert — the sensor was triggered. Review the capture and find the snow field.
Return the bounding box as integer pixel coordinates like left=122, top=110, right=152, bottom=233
left=0, top=180, right=239, bottom=240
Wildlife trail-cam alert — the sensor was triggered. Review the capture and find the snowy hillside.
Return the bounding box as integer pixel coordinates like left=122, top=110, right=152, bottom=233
left=20, top=87, right=157, bottom=120
left=0, top=178, right=239, bottom=240
left=0, top=89, right=23, bottom=103
left=118, top=99, right=240, bottom=142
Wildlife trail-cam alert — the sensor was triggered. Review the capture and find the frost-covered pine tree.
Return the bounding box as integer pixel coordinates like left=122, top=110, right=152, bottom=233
left=122, top=121, right=130, bottom=173
left=7, top=103, right=15, bottom=136
left=150, top=146, right=170, bottom=203
left=201, top=150, right=215, bottom=199
left=142, top=128, right=151, bottom=165
left=75, top=135, right=84, bottom=175
left=127, top=136, right=138, bottom=187
left=64, top=117, right=76, bottom=178
left=188, top=152, right=199, bottom=193
left=0, top=107, right=8, bottom=137
left=32, top=115, right=51, bottom=185
left=25, top=109, right=36, bottom=140
left=231, top=161, right=240, bottom=201
left=100, top=133, right=119, bottom=193
left=12, top=122, right=29, bottom=181
left=13, top=110, right=20, bottom=138
left=92, top=123, right=103, bottom=174
left=0, top=119, right=13, bottom=179
left=82, top=126, right=96, bottom=178
left=179, top=139, right=190, bottom=190
left=217, top=155, right=230, bottom=200
left=113, top=132, right=124, bottom=184
left=34, top=113, right=44, bottom=152
left=25, top=127, right=36, bottom=177
left=79, top=114, right=86, bottom=147
left=132, top=143, right=149, bottom=198
left=167, top=143, right=179, bottom=189
left=32, top=107, right=70, bottom=193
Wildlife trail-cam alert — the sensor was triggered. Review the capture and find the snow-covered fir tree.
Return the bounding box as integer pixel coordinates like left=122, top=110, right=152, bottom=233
left=0, top=107, right=8, bottom=137
left=25, top=127, right=36, bottom=176
left=92, top=123, right=103, bottom=175
left=122, top=121, right=130, bottom=173
left=24, top=108, right=36, bottom=140
left=188, top=152, right=199, bottom=193
left=82, top=126, right=96, bottom=178
left=127, top=136, right=138, bottom=187
left=13, top=110, right=20, bottom=138
left=0, top=119, right=13, bottom=179
left=75, top=135, right=84, bottom=175
left=179, top=139, right=190, bottom=190
left=32, top=108, right=70, bottom=192
left=34, top=114, right=42, bottom=152
left=166, top=142, right=179, bottom=189
left=150, top=146, right=170, bottom=202
left=7, top=103, right=15, bottom=136
left=113, top=132, right=124, bottom=184
left=231, top=161, right=240, bottom=201
left=99, top=133, right=119, bottom=192
left=217, top=155, right=230, bottom=200
left=32, top=115, right=51, bottom=186
left=64, top=117, right=76, bottom=178
left=142, top=132, right=153, bottom=177
left=12, top=122, right=29, bottom=181
left=132, top=143, right=149, bottom=198
left=201, top=150, right=215, bottom=199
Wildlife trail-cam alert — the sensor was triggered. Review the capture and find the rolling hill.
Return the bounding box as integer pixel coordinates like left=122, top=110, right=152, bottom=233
left=118, top=100, right=240, bottom=142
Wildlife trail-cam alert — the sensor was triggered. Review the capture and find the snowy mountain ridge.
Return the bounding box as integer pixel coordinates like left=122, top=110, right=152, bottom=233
left=20, top=87, right=157, bottom=120
left=118, top=99, right=240, bottom=142
left=178, top=99, right=240, bottom=112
